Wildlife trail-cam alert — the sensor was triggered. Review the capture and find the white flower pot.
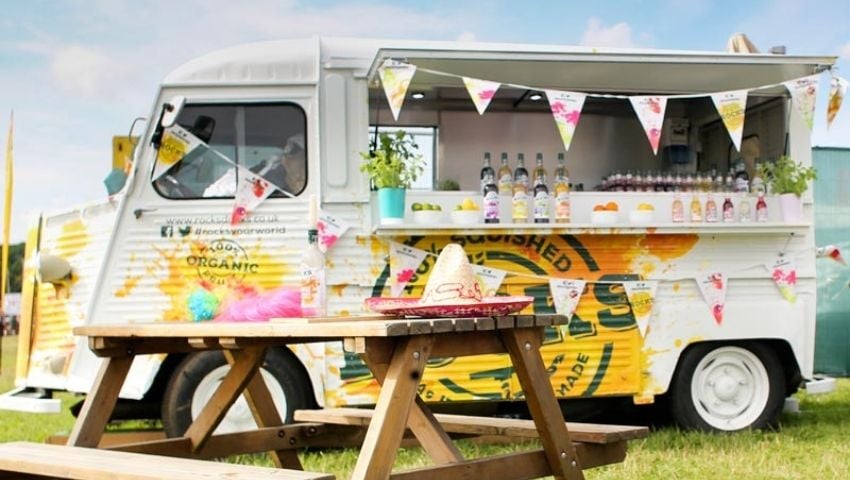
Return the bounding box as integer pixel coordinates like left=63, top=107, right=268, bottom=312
left=778, top=193, right=803, bottom=222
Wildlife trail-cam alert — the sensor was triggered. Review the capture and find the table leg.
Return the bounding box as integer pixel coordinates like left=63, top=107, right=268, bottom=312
left=363, top=341, right=464, bottom=465
left=350, top=335, right=434, bottom=480
left=67, top=355, right=134, bottom=447
left=224, top=350, right=303, bottom=470
left=501, top=328, right=585, bottom=480
left=184, top=347, right=266, bottom=453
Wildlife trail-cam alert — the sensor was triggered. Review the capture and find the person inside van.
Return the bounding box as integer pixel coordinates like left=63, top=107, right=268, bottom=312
left=202, top=133, right=306, bottom=197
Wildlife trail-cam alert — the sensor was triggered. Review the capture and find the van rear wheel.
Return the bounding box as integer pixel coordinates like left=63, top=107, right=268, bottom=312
left=161, top=349, right=313, bottom=437
left=670, top=343, right=785, bottom=432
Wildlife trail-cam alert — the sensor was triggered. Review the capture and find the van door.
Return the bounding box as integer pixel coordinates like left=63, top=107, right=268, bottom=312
left=68, top=94, right=316, bottom=399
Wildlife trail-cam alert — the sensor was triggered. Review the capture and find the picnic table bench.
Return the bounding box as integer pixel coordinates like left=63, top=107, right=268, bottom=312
left=0, top=314, right=647, bottom=480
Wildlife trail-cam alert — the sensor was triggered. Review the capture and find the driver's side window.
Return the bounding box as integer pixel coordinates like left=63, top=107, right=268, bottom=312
left=153, top=102, right=307, bottom=199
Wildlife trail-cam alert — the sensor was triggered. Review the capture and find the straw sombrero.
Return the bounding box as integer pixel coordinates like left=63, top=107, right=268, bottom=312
left=365, top=243, right=533, bottom=317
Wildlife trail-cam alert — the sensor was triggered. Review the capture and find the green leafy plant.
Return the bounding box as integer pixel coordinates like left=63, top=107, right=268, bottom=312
left=758, top=155, right=817, bottom=197
left=360, top=130, right=424, bottom=189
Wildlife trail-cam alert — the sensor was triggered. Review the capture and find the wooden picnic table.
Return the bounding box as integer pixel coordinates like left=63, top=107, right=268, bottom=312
left=55, top=314, right=646, bottom=480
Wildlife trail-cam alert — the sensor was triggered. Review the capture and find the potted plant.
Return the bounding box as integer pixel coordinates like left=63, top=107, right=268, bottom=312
left=758, top=155, right=817, bottom=222
left=360, top=130, right=424, bottom=224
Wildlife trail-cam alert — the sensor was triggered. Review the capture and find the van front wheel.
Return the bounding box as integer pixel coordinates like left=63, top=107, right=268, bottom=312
left=670, top=343, right=785, bottom=432
left=161, top=349, right=313, bottom=437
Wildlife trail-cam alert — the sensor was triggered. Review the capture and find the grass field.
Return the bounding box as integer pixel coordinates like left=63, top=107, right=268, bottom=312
left=2, top=335, right=849, bottom=479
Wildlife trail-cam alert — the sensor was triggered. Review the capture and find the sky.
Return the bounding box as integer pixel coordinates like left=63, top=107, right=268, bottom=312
left=1, top=0, right=849, bottom=242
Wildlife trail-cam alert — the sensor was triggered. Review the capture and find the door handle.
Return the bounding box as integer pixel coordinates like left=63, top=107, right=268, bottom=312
left=133, top=207, right=158, bottom=219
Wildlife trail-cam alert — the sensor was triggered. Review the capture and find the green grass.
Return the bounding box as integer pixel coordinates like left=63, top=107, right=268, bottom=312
left=2, top=335, right=849, bottom=479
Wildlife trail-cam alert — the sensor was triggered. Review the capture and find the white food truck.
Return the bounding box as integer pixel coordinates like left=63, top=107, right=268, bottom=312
left=2, top=37, right=837, bottom=433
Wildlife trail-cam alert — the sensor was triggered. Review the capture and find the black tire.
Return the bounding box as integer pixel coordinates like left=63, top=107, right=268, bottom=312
left=670, top=342, right=785, bottom=432
left=161, top=348, right=314, bottom=437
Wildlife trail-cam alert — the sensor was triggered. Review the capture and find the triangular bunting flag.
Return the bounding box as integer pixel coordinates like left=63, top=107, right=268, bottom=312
left=316, top=210, right=351, bottom=253
left=470, top=264, right=507, bottom=296
left=549, top=279, right=586, bottom=320
left=696, top=273, right=727, bottom=325
left=153, top=124, right=205, bottom=180
left=623, top=281, right=658, bottom=337
left=827, top=75, right=848, bottom=130
left=768, top=256, right=797, bottom=303
left=389, top=242, right=428, bottom=296
left=783, top=75, right=820, bottom=130
left=816, top=244, right=847, bottom=265
left=231, top=165, right=274, bottom=225
left=629, top=96, right=668, bottom=155
left=462, top=77, right=500, bottom=115
left=545, top=90, right=587, bottom=151
left=378, top=59, right=417, bottom=121
left=711, top=90, right=748, bottom=152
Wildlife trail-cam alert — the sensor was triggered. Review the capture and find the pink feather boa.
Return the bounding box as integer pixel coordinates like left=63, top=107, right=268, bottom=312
left=215, top=286, right=302, bottom=322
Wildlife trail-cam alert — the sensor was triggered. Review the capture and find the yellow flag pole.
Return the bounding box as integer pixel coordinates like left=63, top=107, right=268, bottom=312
left=1, top=111, right=13, bottom=366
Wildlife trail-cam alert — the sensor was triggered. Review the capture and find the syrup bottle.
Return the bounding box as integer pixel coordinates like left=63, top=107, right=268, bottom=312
left=553, top=153, right=570, bottom=223
left=705, top=193, right=718, bottom=223
left=532, top=153, right=550, bottom=223
left=756, top=192, right=768, bottom=222
left=672, top=191, right=684, bottom=223
left=690, top=195, right=703, bottom=222
left=722, top=194, right=735, bottom=223
left=512, top=153, right=530, bottom=223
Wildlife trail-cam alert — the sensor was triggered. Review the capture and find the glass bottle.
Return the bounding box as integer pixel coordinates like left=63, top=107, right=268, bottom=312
left=672, top=191, right=684, bottom=223
left=532, top=153, right=550, bottom=223
left=751, top=162, right=766, bottom=195
left=480, top=152, right=495, bottom=193
left=553, top=153, right=570, bottom=223
left=705, top=192, right=718, bottom=223
left=690, top=194, right=703, bottom=222
left=512, top=153, right=529, bottom=223
left=482, top=153, right=499, bottom=224
left=738, top=192, right=752, bottom=222
left=497, top=152, right=512, bottom=195
left=722, top=194, right=735, bottom=222
left=756, top=192, right=768, bottom=222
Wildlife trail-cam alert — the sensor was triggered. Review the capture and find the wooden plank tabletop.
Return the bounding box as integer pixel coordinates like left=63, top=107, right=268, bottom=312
left=74, top=314, right=568, bottom=340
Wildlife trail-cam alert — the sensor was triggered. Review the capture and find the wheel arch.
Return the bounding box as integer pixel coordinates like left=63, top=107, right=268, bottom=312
left=669, top=339, right=801, bottom=398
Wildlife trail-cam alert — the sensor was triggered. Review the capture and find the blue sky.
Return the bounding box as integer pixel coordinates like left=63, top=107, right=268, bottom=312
left=1, top=0, right=849, bottom=241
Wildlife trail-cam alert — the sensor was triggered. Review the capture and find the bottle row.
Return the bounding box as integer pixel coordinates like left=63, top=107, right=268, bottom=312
left=599, top=165, right=766, bottom=194
left=480, top=152, right=570, bottom=224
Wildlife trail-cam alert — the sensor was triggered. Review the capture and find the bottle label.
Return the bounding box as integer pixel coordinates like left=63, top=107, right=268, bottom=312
left=756, top=204, right=768, bottom=222
left=300, top=264, right=326, bottom=317
left=705, top=201, right=718, bottom=223
left=484, top=191, right=500, bottom=220
left=672, top=200, right=684, bottom=223
left=555, top=193, right=570, bottom=221
left=533, top=192, right=549, bottom=220
left=722, top=203, right=735, bottom=222
left=498, top=174, right=512, bottom=195
left=739, top=200, right=752, bottom=222
left=512, top=192, right=529, bottom=220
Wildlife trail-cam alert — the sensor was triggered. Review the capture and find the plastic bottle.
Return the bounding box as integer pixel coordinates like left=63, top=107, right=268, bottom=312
left=705, top=193, right=718, bottom=223
left=497, top=153, right=512, bottom=196
left=512, top=153, right=529, bottom=223
left=672, top=191, right=684, bottom=223
left=300, top=195, right=326, bottom=317
left=756, top=192, right=768, bottom=222
left=690, top=195, right=703, bottom=222
left=532, top=153, right=549, bottom=223
left=739, top=192, right=752, bottom=222
left=553, top=153, right=570, bottom=223
left=722, top=194, right=735, bottom=222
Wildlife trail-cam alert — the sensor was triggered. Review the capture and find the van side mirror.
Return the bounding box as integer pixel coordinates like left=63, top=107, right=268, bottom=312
left=151, top=96, right=186, bottom=148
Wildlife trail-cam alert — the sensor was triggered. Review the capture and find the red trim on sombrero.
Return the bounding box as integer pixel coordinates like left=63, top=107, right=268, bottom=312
left=365, top=296, right=533, bottom=317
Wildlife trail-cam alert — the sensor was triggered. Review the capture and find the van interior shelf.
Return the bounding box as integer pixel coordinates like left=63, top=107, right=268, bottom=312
left=372, top=222, right=811, bottom=237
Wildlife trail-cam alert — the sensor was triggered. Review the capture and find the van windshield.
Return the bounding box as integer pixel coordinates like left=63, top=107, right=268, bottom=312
left=153, top=102, right=307, bottom=199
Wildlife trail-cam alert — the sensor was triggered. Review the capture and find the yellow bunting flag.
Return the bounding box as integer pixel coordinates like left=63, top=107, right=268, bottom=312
left=378, top=60, right=417, bottom=121
left=827, top=75, right=848, bottom=129
left=462, top=77, right=500, bottom=115
left=545, top=90, right=587, bottom=152
left=623, top=281, right=658, bottom=337
left=711, top=90, right=748, bottom=152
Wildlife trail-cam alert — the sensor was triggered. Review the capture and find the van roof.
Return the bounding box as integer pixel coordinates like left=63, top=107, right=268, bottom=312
left=163, top=37, right=836, bottom=94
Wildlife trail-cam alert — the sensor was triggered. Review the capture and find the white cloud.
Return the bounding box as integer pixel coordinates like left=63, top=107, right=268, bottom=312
left=840, top=42, right=850, bottom=59
left=457, top=32, right=477, bottom=42
left=50, top=46, right=116, bottom=97
left=580, top=18, right=635, bottom=48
